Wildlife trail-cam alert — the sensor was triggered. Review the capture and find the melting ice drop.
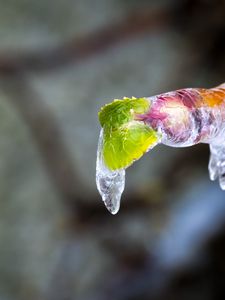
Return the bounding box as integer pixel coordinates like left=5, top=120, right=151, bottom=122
left=96, top=129, right=125, bottom=214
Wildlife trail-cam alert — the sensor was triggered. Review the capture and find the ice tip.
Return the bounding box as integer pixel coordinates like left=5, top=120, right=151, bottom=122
left=102, top=195, right=121, bottom=215
left=106, top=204, right=120, bottom=215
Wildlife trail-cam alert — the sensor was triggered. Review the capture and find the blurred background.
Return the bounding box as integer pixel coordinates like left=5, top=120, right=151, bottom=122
left=0, top=0, right=225, bottom=299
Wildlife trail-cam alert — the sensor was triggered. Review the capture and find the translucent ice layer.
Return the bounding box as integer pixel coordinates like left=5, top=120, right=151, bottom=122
left=96, top=84, right=225, bottom=214
left=209, top=141, right=225, bottom=190
left=96, top=129, right=125, bottom=214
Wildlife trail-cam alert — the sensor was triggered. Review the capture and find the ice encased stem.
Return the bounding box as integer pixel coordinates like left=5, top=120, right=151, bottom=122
left=96, top=129, right=125, bottom=214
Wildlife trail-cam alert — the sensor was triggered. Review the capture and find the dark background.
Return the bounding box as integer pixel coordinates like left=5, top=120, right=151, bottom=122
left=0, top=0, right=225, bottom=299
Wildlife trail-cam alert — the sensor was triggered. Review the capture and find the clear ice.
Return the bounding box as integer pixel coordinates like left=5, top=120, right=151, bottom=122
left=209, top=140, right=225, bottom=190
left=96, top=89, right=225, bottom=214
left=96, top=129, right=125, bottom=214
left=96, top=127, right=225, bottom=215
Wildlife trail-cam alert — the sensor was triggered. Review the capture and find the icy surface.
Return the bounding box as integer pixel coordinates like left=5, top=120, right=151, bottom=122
left=96, top=129, right=125, bottom=214
left=209, top=140, right=225, bottom=190
left=96, top=89, right=225, bottom=214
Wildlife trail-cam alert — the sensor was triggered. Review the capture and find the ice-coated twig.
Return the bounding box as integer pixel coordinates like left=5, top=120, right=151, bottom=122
left=97, top=84, right=225, bottom=214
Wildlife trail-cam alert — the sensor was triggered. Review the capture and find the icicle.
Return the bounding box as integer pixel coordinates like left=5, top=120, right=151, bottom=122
left=96, top=129, right=125, bottom=214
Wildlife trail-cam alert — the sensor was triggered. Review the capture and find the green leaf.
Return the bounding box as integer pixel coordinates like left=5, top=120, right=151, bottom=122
left=99, top=97, right=150, bottom=128
left=98, top=97, right=159, bottom=170
left=103, top=121, right=158, bottom=170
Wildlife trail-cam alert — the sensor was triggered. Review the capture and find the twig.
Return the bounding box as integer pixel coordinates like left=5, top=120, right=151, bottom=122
left=0, top=73, right=83, bottom=214
left=0, top=9, right=168, bottom=74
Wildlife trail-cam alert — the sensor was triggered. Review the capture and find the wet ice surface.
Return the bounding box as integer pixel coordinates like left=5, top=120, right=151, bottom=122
left=96, top=129, right=125, bottom=214
left=96, top=99, right=225, bottom=214
left=209, top=140, right=225, bottom=190
left=96, top=129, right=225, bottom=214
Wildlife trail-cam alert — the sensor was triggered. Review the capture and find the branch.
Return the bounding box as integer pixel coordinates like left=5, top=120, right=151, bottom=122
left=0, top=73, right=84, bottom=214
left=0, top=9, right=168, bottom=74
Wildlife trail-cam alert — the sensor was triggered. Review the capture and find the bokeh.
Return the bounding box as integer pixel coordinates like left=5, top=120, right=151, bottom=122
left=0, top=0, right=225, bottom=299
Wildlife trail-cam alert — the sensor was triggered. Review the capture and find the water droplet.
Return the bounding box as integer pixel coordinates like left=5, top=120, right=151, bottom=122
left=96, top=129, right=125, bottom=214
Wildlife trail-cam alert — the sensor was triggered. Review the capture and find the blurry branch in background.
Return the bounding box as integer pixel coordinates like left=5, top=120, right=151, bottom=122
left=0, top=9, right=168, bottom=74
left=0, top=73, right=84, bottom=216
